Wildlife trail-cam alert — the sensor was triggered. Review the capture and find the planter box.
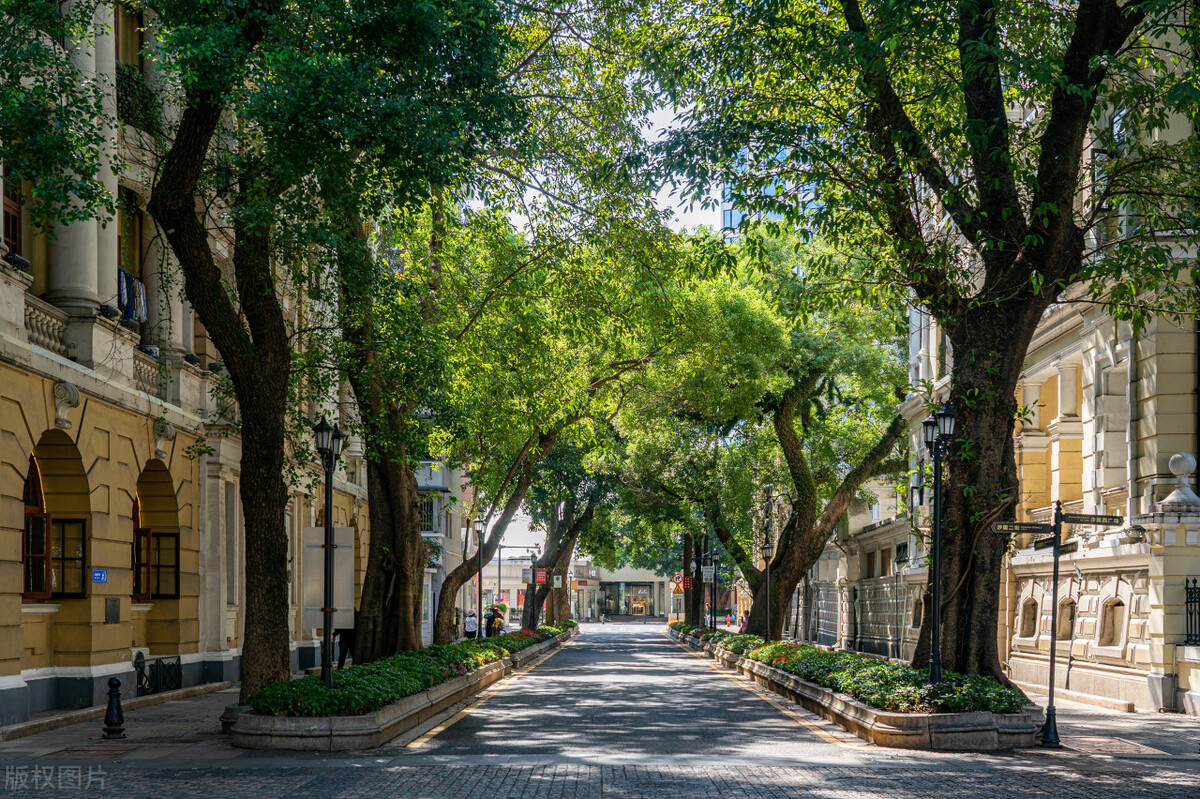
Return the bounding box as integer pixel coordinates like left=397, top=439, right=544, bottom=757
left=668, top=628, right=1041, bottom=751
left=231, top=628, right=578, bottom=751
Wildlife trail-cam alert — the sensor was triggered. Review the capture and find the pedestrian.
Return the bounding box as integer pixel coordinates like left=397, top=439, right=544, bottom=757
left=738, top=613, right=750, bottom=634
left=464, top=608, right=479, bottom=640
left=485, top=606, right=501, bottom=637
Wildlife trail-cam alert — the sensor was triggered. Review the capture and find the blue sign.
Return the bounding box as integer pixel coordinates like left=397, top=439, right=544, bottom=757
left=91, top=569, right=107, bottom=584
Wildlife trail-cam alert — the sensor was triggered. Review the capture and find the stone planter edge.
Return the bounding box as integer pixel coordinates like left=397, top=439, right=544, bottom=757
left=666, top=626, right=1040, bottom=751
left=231, top=627, right=578, bottom=751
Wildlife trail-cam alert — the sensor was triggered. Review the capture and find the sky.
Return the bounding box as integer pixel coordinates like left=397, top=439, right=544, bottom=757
left=493, top=109, right=719, bottom=553
left=647, top=106, right=721, bottom=233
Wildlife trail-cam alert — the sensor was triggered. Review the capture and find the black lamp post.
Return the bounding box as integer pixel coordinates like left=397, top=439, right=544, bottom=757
left=761, top=484, right=775, bottom=641
left=922, top=401, right=956, bottom=685
left=313, top=416, right=345, bottom=690
left=474, top=520, right=485, bottom=639
left=709, top=542, right=719, bottom=631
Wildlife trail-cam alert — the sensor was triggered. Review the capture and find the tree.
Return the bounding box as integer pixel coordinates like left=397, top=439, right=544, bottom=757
left=612, top=239, right=907, bottom=637
left=145, top=0, right=514, bottom=697
left=519, top=441, right=616, bottom=629
left=654, top=0, right=1199, bottom=677
left=1, top=0, right=112, bottom=227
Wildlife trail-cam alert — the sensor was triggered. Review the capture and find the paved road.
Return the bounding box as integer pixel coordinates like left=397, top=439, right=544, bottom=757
left=1, top=623, right=1199, bottom=798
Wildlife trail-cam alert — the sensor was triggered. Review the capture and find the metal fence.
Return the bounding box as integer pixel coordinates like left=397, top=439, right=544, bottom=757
left=1187, top=578, right=1200, bottom=646
left=133, top=653, right=182, bottom=697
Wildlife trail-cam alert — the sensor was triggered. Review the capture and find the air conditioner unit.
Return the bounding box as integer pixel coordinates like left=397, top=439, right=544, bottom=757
left=130, top=647, right=150, bottom=666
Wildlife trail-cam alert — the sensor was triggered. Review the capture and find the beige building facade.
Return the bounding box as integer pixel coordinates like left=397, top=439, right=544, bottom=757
left=0, top=3, right=369, bottom=724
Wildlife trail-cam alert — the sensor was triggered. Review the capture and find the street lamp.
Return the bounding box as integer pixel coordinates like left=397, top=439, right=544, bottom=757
left=761, top=537, right=774, bottom=642
left=313, top=416, right=345, bottom=690
left=922, top=401, right=956, bottom=684
left=761, top=484, right=775, bottom=641
left=709, top=542, right=719, bottom=631
left=473, top=520, right=485, bottom=639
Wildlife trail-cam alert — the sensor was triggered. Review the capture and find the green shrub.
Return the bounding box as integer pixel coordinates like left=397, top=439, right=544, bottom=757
left=743, top=642, right=1026, bottom=714
left=248, top=632, right=553, bottom=717
left=560, top=618, right=579, bottom=628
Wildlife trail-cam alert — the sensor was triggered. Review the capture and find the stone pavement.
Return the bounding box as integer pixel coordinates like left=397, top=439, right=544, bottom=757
left=0, top=623, right=1197, bottom=798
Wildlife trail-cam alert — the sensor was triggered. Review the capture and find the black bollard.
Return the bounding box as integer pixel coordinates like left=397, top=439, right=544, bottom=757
left=101, top=677, right=125, bottom=739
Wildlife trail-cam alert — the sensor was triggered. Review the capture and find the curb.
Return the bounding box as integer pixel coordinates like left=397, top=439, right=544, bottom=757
left=668, top=627, right=1041, bottom=751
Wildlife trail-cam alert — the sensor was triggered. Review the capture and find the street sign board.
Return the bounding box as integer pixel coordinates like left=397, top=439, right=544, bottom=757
left=995, top=522, right=1054, bottom=534
left=672, top=573, right=683, bottom=584
left=1032, top=537, right=1057, bottom=551
left=522, top=567, right=532, bottom=583
left=1061, top=513, right=1123, bottom=526
left=701, top=566, right=715, bottom=580
left=535, top=568, right=547, bottom=585
left=1057, top=542, right=1079, bottom=555
left=682, top=577, right=692, bottom=590
left=553, top=575, right=563, bottom=588
left=672, top=582, right=684, bottom=595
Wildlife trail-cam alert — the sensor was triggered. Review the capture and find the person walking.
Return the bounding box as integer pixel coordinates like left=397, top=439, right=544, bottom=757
left=738, top=613, right=750, bottom=634
left=485, top=606, right=500, bottom=637
left=464, top=608, right=479, bottom=640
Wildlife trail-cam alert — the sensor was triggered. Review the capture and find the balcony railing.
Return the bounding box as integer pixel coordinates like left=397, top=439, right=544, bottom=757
left=116, top=64, right=160, bottom=134
left=24, top=295, right=68, bottom=356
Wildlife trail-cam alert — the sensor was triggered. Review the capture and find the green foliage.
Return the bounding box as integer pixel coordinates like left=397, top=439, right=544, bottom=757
left=0, top=0, right=114, bottom=226
left=744, top=643, right=1026, bottom=715
left=249, top=627, right=565, bottom=717
left=248, top=642, right=504, bottom=716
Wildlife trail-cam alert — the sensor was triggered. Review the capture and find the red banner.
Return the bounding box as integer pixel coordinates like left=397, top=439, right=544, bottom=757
left=682, top=577, right=692, bottom=590
left=535, top=568, right=547, bottom=585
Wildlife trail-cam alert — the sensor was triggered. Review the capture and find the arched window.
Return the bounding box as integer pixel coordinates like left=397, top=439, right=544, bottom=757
left=1020, top=598, right=1039, bottom=638
left=911, top=597, right=924, bottom=629
left=23, top=456, right=50, bottom=600
left=1099, top=598, right=1126, bottom=647
left=1056, top=599, right=1076, bottom=640
left=131, top=495, right=179, bottom=601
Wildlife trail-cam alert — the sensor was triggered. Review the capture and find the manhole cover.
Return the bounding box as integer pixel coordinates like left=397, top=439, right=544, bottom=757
left=50, top=745, right=140, bottom=757
left=1064, top=736, right=1167, bottom=755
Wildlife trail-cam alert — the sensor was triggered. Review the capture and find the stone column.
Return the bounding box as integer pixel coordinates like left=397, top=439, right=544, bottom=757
left=94, top=5, right=118, bottom=309
left=142, top=224, right=185, bottom=352
left=1050, top=362, right=1084, bottom=506
left=1017, top=376, right=1050, bottom=514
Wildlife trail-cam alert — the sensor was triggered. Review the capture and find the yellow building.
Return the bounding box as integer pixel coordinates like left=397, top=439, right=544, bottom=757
left=0, top=3, right=368, bottom=724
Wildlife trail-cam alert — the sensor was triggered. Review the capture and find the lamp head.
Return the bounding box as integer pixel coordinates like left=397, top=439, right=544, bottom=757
left=330, top=423, right=345, bottom=458
left=936, top=402, right=957, bottom=438
left=761, top=539, right=774, bottom=560
left=921, top=414, right=937, bottom=450
left=313, top=416, right=332, bottom=455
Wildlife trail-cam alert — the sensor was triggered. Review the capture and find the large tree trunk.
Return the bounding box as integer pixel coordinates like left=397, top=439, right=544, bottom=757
left=354, top=454, right=425, bottom=659
left=148, top=95, right=293, bottom=702
left=545, top=535, right=577, bottom=624
left=334, top=215, right=427, bottom=659
left=912, top=302, right=1045, bottom=680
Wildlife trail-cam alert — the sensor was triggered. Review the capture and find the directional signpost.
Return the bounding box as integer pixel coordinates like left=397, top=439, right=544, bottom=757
left=996, top=503, right=1123, bottom=748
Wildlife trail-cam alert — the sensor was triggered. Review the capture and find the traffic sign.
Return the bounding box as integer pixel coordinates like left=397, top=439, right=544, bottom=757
left=672, top=582, right=684, bottom=595
left=1058, top=542, right=1079, bottom=555
left=995, top=522, right=1053, bottom=534
left=1061, top=513, right=1123, bottom=526
left=672, top=573, right=683, bottom=584
left=1033, top=537, right=1057, bottom=551
left=682, top=577, right=692, bottom=590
